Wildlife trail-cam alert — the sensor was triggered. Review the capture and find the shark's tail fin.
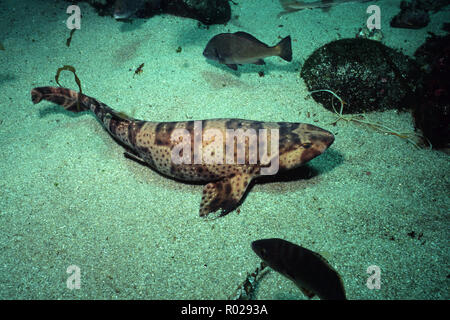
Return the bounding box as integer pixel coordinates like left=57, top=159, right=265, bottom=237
left=31, top=86, right=90, bottom=112
left=278, top=0, right=304, bottom=17
left=31, top=86, right=134, bottom=122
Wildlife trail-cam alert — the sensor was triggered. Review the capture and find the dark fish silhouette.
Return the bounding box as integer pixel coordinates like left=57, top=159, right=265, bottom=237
left=114, top=0, right=161, bottom=19
left=278, top=0, right=372, bottom=16
left=252, top=238, right=346, bottom=300
left=203, top=32, right=292, bottom=70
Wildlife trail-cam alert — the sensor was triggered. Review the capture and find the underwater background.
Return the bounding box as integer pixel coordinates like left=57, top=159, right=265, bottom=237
left=0, top=0, right=449, bottom=299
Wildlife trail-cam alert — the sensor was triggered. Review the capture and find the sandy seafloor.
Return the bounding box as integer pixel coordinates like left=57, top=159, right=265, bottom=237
left=0, top=0, right=449, bottom=300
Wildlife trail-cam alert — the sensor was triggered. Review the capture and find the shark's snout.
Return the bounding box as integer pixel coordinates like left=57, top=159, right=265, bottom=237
left=321, top=129, right=335, bottom=149
left=299, top=127, right=334, bottom=163
left=308, top=126, right=335, bottom=151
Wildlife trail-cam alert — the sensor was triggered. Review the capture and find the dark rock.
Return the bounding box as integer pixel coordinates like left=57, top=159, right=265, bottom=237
left=390, top=1, right=429, bottom=29
left=164, top=0, right=231, bottom=25
left=413, top=34, right=450, bottom=149
left=75, top=0, right=116, bottom=16
left=300, top=38, right=421, bottom=114
left=442, top=23, right=450, bottom=33
left=414, top=32, right=448, bottom=69
left=390, top=0, right=449, bottom=29
left=67, top=0, right=231, bottom=25
left=409, top=0, right=450, bottom=12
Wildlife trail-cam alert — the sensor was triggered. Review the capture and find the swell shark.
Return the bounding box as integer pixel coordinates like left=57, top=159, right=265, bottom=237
left=31, top=86, right=334, bottom=218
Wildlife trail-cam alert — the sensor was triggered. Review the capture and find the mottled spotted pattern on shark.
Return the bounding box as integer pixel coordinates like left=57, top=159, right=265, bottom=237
left=31, top=87, right=334, bottom=217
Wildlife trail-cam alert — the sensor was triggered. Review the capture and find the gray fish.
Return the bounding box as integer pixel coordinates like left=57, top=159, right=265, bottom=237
left=251, top=238, right=346, bottom=300
left=278, top=0, right=372, bottom=16
left=203, top=32, right=292, bottom=70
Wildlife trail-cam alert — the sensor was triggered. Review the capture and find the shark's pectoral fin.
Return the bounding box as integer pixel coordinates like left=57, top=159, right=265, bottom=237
left=199, top=172, right=253, bottom=218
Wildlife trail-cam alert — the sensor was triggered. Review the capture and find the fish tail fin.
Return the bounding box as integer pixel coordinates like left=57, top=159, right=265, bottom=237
left=31, top=86, right=90, bottom=112
left=278, top=0, right=303, bottom=17
left=32, top=86, right=133, bottom=122
left=279, top=0, right=303, bottom=10
left=276, top=35, right=292, bottom=62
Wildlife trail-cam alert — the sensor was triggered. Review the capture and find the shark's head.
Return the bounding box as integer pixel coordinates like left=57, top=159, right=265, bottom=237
left=278, top=123, right=334, bottom=171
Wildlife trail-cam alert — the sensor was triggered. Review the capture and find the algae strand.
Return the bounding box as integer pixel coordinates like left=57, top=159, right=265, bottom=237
left=66, top=29, right=77, bottom=47
left=55, top=65, right=82, bottom=110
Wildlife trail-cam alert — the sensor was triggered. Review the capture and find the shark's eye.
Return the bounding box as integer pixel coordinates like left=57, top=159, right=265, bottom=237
left=302, top=143, right=312, bottom=149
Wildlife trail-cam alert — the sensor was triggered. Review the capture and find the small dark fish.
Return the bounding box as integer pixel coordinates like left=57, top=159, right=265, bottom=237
left=134, top=62, right=145, bottom=77
left=0, top=42, right=4, bottom=51
left=278, top=0, right=372, bottom=17
left=251, top=238, right=346, bottom=300
left=203, top=32, right=292, bottom=70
